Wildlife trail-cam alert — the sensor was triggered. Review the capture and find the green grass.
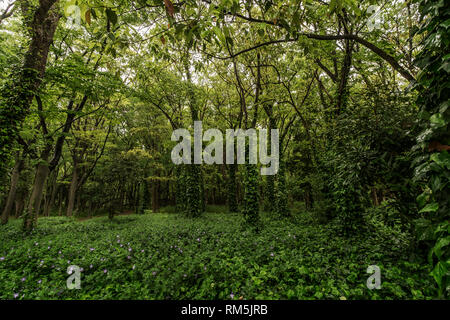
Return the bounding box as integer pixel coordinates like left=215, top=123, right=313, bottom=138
left=0, top=211, right=436, bottom=300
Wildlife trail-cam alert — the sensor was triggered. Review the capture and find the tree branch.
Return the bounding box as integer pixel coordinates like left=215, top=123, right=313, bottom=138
left=203, top=20, right=415, bottom=83
left=0, top=1, right=17, bottom=25
left=303, top=33, right=415, bottom=82
left=314, top=59, right=337, bottom=83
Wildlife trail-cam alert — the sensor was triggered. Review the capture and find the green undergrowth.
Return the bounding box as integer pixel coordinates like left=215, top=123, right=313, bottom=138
left=0, top=211, right=435, bottom=300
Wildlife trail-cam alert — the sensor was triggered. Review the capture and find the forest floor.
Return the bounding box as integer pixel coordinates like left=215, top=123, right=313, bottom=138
left=0, top=211, right=436, bottom=299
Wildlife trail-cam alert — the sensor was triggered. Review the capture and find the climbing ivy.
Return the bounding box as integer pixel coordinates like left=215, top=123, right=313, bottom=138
left=227, top=164, right=238, bottom=213
left=185, top=163, right=202, bottom=218
left=412, top=0, right=450, bottom=298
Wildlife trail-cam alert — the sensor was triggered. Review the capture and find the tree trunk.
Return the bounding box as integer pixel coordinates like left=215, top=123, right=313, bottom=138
left=1, top=153, right=24, bottom=224
left=266, top=112, right=276, bottom=213
left=43, top=171, right=57, bottom=216
left=75, top=191, right=81, bottom=213
left=227, top=164, right=238, bottom=213
left=175, top=166, right=187, bottom=212
left=143, top=180, right=150, bottom=212
left=23, top=159, right=50, bottom=232
left=88, top=201, right=93, bottom=218
left=15, top=198, right=25, bottom=219
left=0, top=0, right=60, bottom=176
left=67, top=162, right=79, bottom=217
left=57, top=186, right=63, bottom=216
left=336, top=37, right=354, bottom=116
left=152, top=181, right=160, bottom=213
left=184, top=57, right=203, bottom=217
left=371, top=188, right=379, bottom=206
left=304, top=182, right=313, bottom=210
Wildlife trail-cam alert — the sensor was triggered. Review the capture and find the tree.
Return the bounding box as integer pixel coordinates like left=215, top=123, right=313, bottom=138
left=0, top=0, right=60, bottom=179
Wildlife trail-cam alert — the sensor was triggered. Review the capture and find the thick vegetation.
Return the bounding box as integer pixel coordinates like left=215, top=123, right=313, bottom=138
left=0, top=211, right=435, bottom=300
left=0, top=0, right=448, bottom=300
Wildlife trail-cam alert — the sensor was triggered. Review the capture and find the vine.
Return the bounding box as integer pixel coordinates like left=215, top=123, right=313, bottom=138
left=413, top=0, right=450, bottom=298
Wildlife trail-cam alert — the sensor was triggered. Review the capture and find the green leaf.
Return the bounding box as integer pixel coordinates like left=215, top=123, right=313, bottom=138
left=439, top=100, right=449, bottom=113
left=431, top=175, right=442, bottom=192
left=430, top=113, right=446, bottom=127
left=432, top=236, right=450, bottom=259
left=416, top=192, right=428, bottom=208
left=430, top=261, right=448, bottom=288
left=106, top=8, right=118, bottom=26
left=91, top=8, right=98, bottom=20
left=438, top=61, right=450, bottom=73
left=419, top=202, right=439, bottom=213
left=440, top=18, right=450, bottom=29
left=430, top=151, right=450, bottom=169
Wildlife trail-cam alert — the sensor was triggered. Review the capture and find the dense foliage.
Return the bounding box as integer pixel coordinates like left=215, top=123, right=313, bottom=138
left=0, top=0, right=448, bottom=299
left=0, top=212, right=436, bottom=299
left=412, top=0, right=450, bottom=299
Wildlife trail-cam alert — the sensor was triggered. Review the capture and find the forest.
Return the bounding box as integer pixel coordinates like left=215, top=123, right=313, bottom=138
left=0, top=0, right=448, bottom=301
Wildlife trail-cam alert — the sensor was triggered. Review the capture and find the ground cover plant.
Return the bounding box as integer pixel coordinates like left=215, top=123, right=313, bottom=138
left=0, top=211, right=436, bottom=299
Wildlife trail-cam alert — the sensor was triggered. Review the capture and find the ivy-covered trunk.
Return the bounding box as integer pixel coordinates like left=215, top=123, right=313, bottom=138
left=1, top=153, right=24, bottom=224
left=242, top=162, right=260, bottom=227
left=0, top=0, right=60, bottom=178
left=185, top=164, right=202, bottom=217
left=335, top=35, right=354, bottom=116
left=265, top=174, right=275, bottom=213
left=184, top=56, right=204, bottom=218
left=241, top=136, right=260, bottom=227
left=265, top=115, right=277, bottom=213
